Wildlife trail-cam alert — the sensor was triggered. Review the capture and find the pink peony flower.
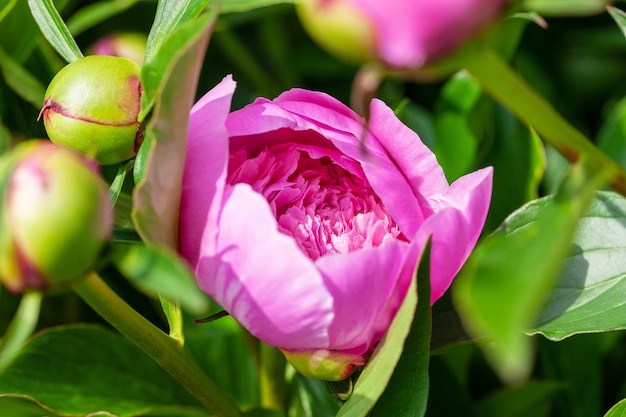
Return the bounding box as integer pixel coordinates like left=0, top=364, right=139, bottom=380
left=179, top=76, right=492, bottom=379
left=298, top=0, right=508, bottom=68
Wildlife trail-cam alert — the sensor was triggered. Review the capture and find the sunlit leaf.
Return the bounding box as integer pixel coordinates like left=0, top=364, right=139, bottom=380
left=132, top=11, right=215, bottom=248
left=27, top=0, right=83, bottom=63
left=453, top=161, right=610, bottom=383
left=0, top=325, right=203, bottom=417
left=529, top=191, right=626, bottom=340
left=144, top=0, right=209, bottom=63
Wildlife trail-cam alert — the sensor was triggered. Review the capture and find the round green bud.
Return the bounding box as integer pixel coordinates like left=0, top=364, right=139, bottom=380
left=0, top=141, right=113, bottom=293
left=41, top=55, right=143, bottom=165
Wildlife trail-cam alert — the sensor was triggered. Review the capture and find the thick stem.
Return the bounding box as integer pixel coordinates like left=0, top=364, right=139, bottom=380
left=259, top=342, right=287, bottom=412
left=73, top=273, right=242, bottom=417
left=460, top=48, right=626, bottom=196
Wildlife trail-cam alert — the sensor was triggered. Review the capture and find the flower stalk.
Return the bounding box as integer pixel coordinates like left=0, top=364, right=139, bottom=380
left=72, top=272, right=243, bottom=417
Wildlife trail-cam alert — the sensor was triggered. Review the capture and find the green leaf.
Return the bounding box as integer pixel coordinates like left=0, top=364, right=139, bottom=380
left=453, top=161, right=610, bottom=383
left=110, top=243, right=210, bottom=315
left=144, top=0, right=210, bottom=63
left=66, top=0, right=141, bottom=36
left=132, top=10, right=215, bottom=248
left=369, top=244, right=431, bottom=417
left=0, top=325, right=205, bottom=417
left=528, top=191, right=626, bottom=340
left=475, top=381, right=562, bottom=417
left=336, top=246, right=426, bottom=417
left=432, top=72, right=481, bottom=181
left=27, top=0, right=83, bottom=63
left=605, top=399, right=626, bottom=417
left=0, top=119, right=9, bottom=155
left=0, top=46, right=46, bottom=108
left=220, top=0, right=296, bottom=13
left=608, top=7, right=626, bottom=39
left=598, top=96, right=626, bottom=169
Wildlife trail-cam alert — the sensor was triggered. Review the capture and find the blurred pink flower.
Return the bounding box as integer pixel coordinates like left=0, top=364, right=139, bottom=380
left=179, top=76, right=492, bottom=376
left=299, top=0, right=507, bottom=68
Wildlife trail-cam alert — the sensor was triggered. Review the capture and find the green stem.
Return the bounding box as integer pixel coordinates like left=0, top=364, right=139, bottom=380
left=259, top=342, right=287, bottom=411
left=0, top=290, right=42, bottom=372
left=73, top=273, right=243, bottom=417
left=460, top=48, right=626, bottom=196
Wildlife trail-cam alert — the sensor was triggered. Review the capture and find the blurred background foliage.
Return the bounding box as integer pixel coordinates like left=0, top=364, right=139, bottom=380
left=2, top=0, right=626, bottom=416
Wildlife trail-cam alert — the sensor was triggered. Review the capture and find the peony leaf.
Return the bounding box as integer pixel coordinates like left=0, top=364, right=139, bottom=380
left=336, top=244, right=429, bottom=417
left=132, top=10, right=215, bottom=248
left=432, top=71, right=481, bottom=181
left=26, top=0, right=83, bottom=63
left=144, top=0, right=209, bottom=64
left=0, top=45, right=45, bottom=108
left=453, top=161, right=610, bottom=383
left=475, top=381, right=562, bottom=417
left=528, top=191, right=626, bottom=340
left=66, top=0, right=141, bottom=36
left=368, top=244, right=431, bottom=417
left=0, top=325, right=205, bottom=417
left=220, top=0, right=296, bottom=13
left=598, top=96, right=626, bottom=169
left=604, top=399, right=626, bottom=417
left=110, top=242, right=210, bottom=316
left=608, top=6, right=626, bottom=39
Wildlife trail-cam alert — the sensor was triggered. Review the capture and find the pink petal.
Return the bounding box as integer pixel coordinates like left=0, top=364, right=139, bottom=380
left=197, top=183, right=334, bottom=349
left=179, top=75, right=236, bottom=266
left=347, top=0, right=506, bottom=68
left=418, top=166, right=493, bottom=303
left=315, top=239, right=414, bottom=352
left=227, top=90, right=434, bottom=237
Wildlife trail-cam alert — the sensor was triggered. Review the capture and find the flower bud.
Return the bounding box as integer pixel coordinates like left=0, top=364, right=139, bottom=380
left=41, top=55, right=143, bottom=165
left=89, top=32, right=147, bottom=65
left=297, top=0, right=507, bottom=69
left=0, top=141, right=113, bottom=293
left=281, top=348, right=366, bottom=381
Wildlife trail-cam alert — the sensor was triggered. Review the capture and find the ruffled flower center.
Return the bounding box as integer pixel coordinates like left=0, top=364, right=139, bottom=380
left=227, top=145, right=401, bottom=260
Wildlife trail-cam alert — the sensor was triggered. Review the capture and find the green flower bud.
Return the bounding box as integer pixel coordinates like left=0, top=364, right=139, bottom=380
left=41, top=55, right=143, bottom=165
left=0, top=141, right=113, bottom=293
left=281, top=348, right=366, bottom=381
left=297, top=0, right=376, bottom=65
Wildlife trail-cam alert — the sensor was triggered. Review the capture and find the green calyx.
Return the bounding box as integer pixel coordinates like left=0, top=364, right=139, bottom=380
left=42, top=55, right=143, bottom=165
left=281, top=348, right=366, bottom=381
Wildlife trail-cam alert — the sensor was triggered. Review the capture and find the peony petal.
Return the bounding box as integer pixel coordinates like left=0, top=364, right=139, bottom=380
left=315, top=239, right=411, bottom=352
left=196, top=183, right=334, bottom=349
left=227, top=90, right=433, bottom=237
left=418, top=166, right=493, bottom=303
left=179, top=75, right=236, bottom=266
